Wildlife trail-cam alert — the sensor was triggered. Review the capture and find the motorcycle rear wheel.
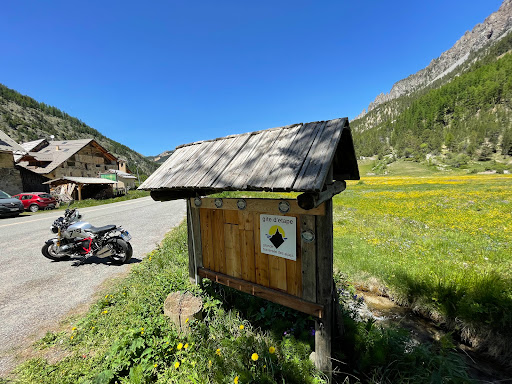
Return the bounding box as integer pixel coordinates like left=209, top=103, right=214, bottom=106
left=107, top=238, right=133, bottom=264
left=41, top=243, right=70, bottom=261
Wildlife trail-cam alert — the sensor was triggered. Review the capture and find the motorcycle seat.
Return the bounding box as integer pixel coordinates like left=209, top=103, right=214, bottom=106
left=87, top=225, right=117, bottom=234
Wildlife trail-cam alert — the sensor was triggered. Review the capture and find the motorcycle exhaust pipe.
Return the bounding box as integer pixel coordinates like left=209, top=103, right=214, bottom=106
left=96, top=246, right=114, bottom=258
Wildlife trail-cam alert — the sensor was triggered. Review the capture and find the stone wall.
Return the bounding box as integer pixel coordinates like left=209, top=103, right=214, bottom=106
left=48, top=143, right=117, bottom=179
left=0, top=151, right=23, bottom=194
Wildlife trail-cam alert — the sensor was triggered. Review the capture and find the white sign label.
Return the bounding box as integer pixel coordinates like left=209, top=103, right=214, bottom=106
left=260, top=214, right=296, bottom=261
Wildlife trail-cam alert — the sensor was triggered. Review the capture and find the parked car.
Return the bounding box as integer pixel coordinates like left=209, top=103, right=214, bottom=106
left=0, top=190, right=25, bottom=218
left=13, top=192, right=57, bottom=212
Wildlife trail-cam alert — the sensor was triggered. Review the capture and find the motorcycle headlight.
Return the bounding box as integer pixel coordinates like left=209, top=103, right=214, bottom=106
left=51, top=226, right=59, bottom=234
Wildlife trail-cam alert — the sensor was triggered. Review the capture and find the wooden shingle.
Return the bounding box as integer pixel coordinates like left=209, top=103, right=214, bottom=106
left=140, top=117, right=359, bottom=200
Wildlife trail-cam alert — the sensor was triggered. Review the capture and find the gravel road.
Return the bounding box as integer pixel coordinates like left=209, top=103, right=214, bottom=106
left=0, top=197, right=186, bottom=376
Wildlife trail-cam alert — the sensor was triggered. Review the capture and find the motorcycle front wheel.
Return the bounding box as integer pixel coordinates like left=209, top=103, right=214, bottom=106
left=41, top=243, right=70, bottom=261
left=107, top=238, right=133, bottom=264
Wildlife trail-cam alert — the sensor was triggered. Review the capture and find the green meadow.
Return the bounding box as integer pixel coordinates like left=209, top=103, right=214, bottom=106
left=7, top=171, right=511, bottom=383
left=333, top=173, right=512, bottom=361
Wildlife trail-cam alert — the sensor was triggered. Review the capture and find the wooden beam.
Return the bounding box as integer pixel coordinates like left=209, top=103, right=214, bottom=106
left=187, top=199, right=203, bottom=283
left=196, top=197, right=325, bottom=216
left=77, top=184, right=82, bottom=201
left=314, top=196, right=334, bottom=377
left=151, top=189, right=214, bottom=202
left=197, top=267, right=324, bottom=318
left=297, top=180, right=346, bottom=210
left=300, top=214, right=317, bottom=302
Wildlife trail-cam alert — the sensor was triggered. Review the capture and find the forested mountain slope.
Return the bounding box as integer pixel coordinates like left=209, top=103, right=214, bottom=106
left=352, top=31, right=512, bottom=165
left=360, top=0, right=512, bottom=114
left=0, top=84, right=158, bottom=175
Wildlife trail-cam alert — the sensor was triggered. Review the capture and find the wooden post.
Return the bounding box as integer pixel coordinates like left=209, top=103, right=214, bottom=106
left=187, top=199, right=203, bottom=284
left=77, top=184, right=83, bottom=201
left=315, top=167, right=334, bottom=379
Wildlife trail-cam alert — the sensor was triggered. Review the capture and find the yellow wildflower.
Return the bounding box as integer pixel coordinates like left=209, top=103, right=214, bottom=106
left=234, top=376, right=239, bottom=384
left=174, top=361, right=180, bottom=369
left=154, top=363, right=158, bottom=368
left=184, top=343, right=189, bottom=349
left=239, top=325, right=244, bottom=330
left=177, top=342, right=183, bottom=350
left=216, top=348, right=221, bottom=356
left=269, top=346, right=275, bottom=354
left=185, top=318, right=189, bottom=323
left=251, top=353, right=258, bottom=361
left=208, top=360, right=212, bottom=368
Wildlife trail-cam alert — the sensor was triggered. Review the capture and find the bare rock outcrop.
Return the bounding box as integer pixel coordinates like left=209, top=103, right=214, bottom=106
left=364, top=0, right=512, bottom=114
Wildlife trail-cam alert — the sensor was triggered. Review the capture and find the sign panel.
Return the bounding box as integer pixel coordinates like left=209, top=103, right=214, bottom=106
left=100, top=173, right=117, bottom=181
left=260, top=214, right=297, bottom=261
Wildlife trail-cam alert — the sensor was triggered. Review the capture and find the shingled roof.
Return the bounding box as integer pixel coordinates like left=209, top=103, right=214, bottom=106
left=16, top=139, right=117, bottom=174
left=0, top=130, right=26, bottom=153
left=140, top=117, right=359, bottom=200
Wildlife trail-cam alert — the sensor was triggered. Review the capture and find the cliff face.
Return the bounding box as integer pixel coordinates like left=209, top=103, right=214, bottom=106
left=364, top=0, right=512, bottom=114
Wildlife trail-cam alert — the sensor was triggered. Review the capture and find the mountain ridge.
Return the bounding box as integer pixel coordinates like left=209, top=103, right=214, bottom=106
left=358, top=0, right=512, bottom=118
left=0, top=83, right=158, bottom=176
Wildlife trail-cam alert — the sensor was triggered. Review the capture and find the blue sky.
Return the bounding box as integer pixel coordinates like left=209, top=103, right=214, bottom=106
left=1, top=1, right=504, bottom=156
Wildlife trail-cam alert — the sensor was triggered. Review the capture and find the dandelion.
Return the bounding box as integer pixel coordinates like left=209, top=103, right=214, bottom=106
left=251, top=353, right=259, bottom=361
left=184, top=343, right=189, bottom=349
left=234, top=376, right=239, bottom=384
left=216, top=348, right=221, bottom=356
left=185, top=318, right=189, bottom=323
left=269, top=346, right=275, bottom=354
left=71, top=327, right=77, bottom=331
left=239, top=324, right=244, bottom=330
left=177, top=342, right=183, bottom=350
left=154, top=363, right=158, bottom=368
left=174, top=361, right=180, bottom=369
left=70, top=335, right=74, bottom=340
left=102, top=310, right=108, bottom=314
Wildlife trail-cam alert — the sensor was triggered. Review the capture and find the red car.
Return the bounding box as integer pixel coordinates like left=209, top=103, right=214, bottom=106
left=13, top=192, right=57, bottom=212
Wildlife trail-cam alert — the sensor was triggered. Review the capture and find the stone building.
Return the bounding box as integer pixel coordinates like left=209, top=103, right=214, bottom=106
left=0, top=130, right=24, bottom=195
left=16, top=139, right=118, bottom=181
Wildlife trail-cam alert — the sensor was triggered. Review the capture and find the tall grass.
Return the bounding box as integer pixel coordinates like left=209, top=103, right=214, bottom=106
left=333, top=174, right=512, bottom=361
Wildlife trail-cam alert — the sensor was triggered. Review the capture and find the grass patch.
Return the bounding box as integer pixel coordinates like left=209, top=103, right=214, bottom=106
left=12, top=223, right=325, bottom=384
left=59, top=190, right=151, bottom=210
left=11, top=214, right=475, bottom=383
left=20, top=190, right=151, bottom=217
left=334, top=174, right=512, bottom=361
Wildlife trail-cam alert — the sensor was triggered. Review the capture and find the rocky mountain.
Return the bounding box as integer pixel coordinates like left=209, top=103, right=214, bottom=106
left=0, top=84, right=158, bottom=176
left=147, top=150, right=175, bottom=165
left=351, top=0, right=512, bottom=169
left=361, top=0, right=512, bottom=116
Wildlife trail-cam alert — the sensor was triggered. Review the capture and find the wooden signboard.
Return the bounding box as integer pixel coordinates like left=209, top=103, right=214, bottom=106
left=187, top=196, right=334, bottom=375
left=187, top=196, right=332, bottom=316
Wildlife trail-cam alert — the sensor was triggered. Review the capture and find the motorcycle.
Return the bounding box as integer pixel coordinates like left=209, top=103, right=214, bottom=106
left=42, top=207, right=133, bottom=264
